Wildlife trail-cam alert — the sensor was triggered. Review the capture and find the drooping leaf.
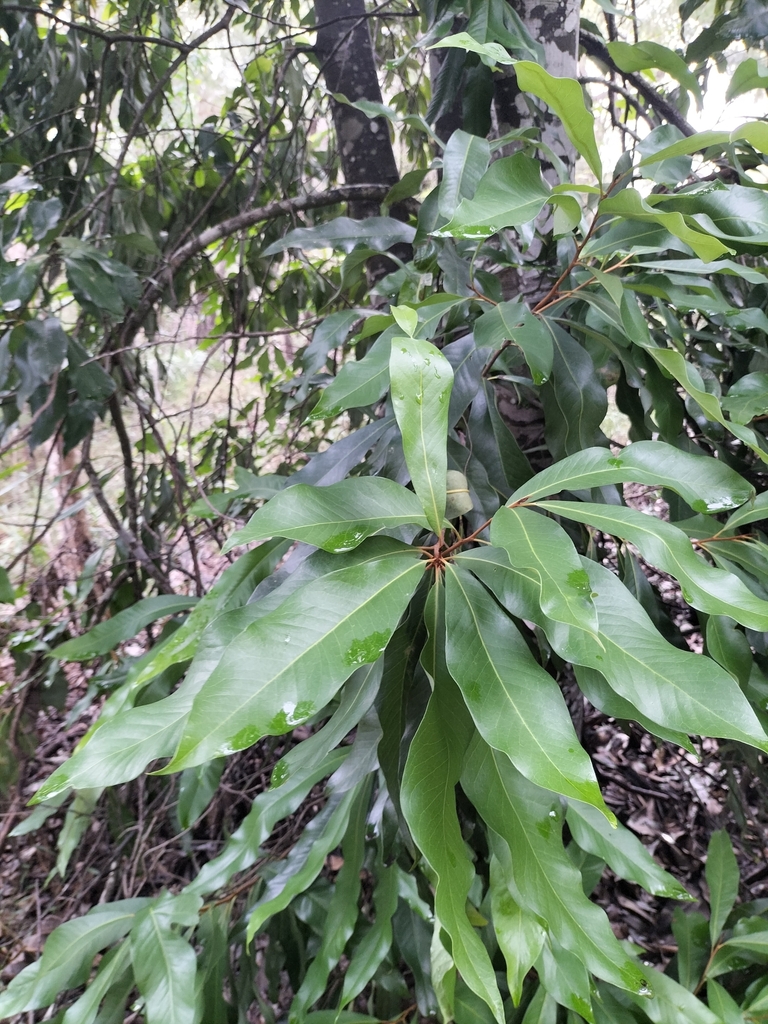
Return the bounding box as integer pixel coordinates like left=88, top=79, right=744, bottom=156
left=706, top=616, right=752, bottom=687
left=224, top=477, right=430, bottom=553
left=537, top=939, right=595, bottom=1022
left=514, top=61, right=602, bottom=180
left=509, top=441, right=754, bottom=513
left=474, top=304, right=553, bottom=385
left=390, top=336, right=454, bottom=534
left=444, top=564, right=610, bottom=814
left=459, top=547, right=768, bottom=751
left=705, top=830, right=740, bottom=945
left=533, top=499, right=768, bottom=631
left=301, top=310, right=363, bottom=376
left=427, top=31, right=514, bottom=68
left=721, top=373, right=768, bottom=424
left=339, top=861, right=399, bottom=1008
left=164, top=551, right=425, bottom=770
left=309, top=329, right=394, bottom=420
left=439, top=130, right=491, bottom=220
left=245, top=783, right=364, bottom=944
left=401, top=604, right=505, bottom=1024
left=52, top=595, right=198, bottom=662
left=59, top=940, right=133, bottom=1024
left=0, top=901, right=150, bottom=1017
left=291, top=780, right=371, bottom=1018
left=566, top=802, right=691, bottom=900
left=439, top=153, right=550, bottom=240
left=539, top=324, right=608, bottom=458
left=600, top=189, right=731, bottom=262
left=131, top=894, right=201, bottom=1024
left=607, top=39, right=702, bottom=105
left=262, top=217, right=415, bottom=255
left=462, top=737, right=645, bottom=992
left=489, top=855, right=545, bottom=1006
left=491, top=505, right=599, bottom=634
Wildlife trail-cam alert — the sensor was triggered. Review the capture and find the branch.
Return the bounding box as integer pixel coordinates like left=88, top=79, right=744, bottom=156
left=580, top=31, right=696, bottom=138
left=117, top=183, right=393, bottom=346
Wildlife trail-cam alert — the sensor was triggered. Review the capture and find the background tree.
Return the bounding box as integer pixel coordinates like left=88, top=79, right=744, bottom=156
left=1, top=2, right=768, bottom=1022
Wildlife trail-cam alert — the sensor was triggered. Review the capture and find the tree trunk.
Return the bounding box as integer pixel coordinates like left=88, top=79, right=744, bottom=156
left=314, top=0, right=402, bottom=220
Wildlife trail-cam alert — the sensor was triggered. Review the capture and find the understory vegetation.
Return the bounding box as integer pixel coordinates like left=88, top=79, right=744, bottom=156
left=2, top=0, right=768, bottom=1021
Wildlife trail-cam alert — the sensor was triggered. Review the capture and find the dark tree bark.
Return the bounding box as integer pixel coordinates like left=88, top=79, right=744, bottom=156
left=314, top=0, right=402, bottom=219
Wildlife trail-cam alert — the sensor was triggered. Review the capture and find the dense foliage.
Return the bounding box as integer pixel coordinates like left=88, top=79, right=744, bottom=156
left=2, top=0, right=768, bottom=1022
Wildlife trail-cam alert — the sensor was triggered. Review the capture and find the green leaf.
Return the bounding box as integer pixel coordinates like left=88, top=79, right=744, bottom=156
left=301, top=310, right=362, bottom=375
left=566, top=802, right=691, bottom=900
left=721, top=930, right=768, bottom=953
left=185, top=748, right=349, bottom=897
left=52, top=595, right=198, bottom=662
left=427, top=31, right=514, bottom=68
left=165, top=551, right=425, bottom=770
left=533, top=499, right=768, bottom=632
left=262, top=217, right=415, bottom=256
left=462, top=738, right=645, bottom=992
left=176, top=758, right=224, bottom=829
left=245, top=783, right=363, bottom=943
left=439, top=130, right=491, bottom=220
left=491, top=505, right=599, bottom=634
left=224, top=478, right=430, bottom=553
left=638, top=125, right=693, bottom=186
left=636, top=129, right=729, bottom=168
left=724, top=491, right=768, bottom=532
left=514, top=61, right=602, bottom=180
left=706, top=616, right=752, bottom=687
left=438, top=154, right=551, bottom=240
left=599, top=189, right=732, bottom=262
left=474, top=305, right=553, bottom=385
left=607, top=39, right=702, bottom=106
left=727, top=57, right=768, bottom=101
left=131, top=894, right=201, bottom=1024
left=722, top=373, right=768, bottom=424
left=291, top=780, right=371, bottom=1018
left=705, top=979, right=743, bottom=1024
left=13, top=318, right=68, bottom=403
left=444, top=564, right=610, bottom=814
left=309, top=329, right=393, bottom=420
left=489, top=855, right=545, bottom=1006
left=459, top=547, right=768, bottom=751
left=390, top=337, right=454, bottom=534
left=0, top=901, right=149, bottom=1016
left=705, top=830, right=739, bottom=945
left=402, top=614, right=505, bottom=1024
left=59, top=941, right=132, bottom=1024
left=539, top=325, right=607, bottom=458
left=339, top=861, right=399, bottom=1007
left=537, top=939, right=595, bottom=1022
left=510, top=441, right=754, bottom=512
left=0, top=566, right=15, bottom=603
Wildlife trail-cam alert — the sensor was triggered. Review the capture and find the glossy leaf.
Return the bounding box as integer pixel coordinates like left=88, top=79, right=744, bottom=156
left=537, top=939, right=595, bottom=1022
left=510, top=441, right=754, bottom=513
left=427, top=32, right=514, bottom=67
left=131, top=894, right=201, bottom=1024
left=600, top=189, right=731, bottom=262
left=534, top=499, right=768, bottom=631
left=459, top=547, right=768, bottom=751
left=474, top=305, right=553, bottom=385
left=722, top=372, right=768, bottom=424
left=514, top=61, right=602, bottom=179
left=402, top=624, right=505, bottom=1024
left=706, top=830, right=739, bottom=944
left=292, top=781, right=370, bottom=1017
left=445, top=564, right=609, bottom=814
left=607, top=39, right=702, bottom=105
left=390, top=336, right=454, bottom=534
left=0, top=900, right=149, bottom=1016
left=165, top=551, right=425, bottom=770
left=566, top=802, right=691, bottom=900
left=340, top=862, right=399, bottom=1007
left=262, top=217, right=415, bottom=255
left=724, top=491, right=768, bottom=532
left=439, top=130, right=491, bottom=220
left=309, top=329, right=394, bottom=420
left=52, top=595, right=198, bottom=661
left=462, top=737, right=645, bottom=992
left=245, top=784, right=363, bottom=944
left=491, top=505, right=599, bottom=634
left=225, top=477, right=429, bottom=553
left=59, top=941, right=132, bottom=1024
left=439, top=154, right=550, bottom=240
left=490, top=855, right=545, bottom=1006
